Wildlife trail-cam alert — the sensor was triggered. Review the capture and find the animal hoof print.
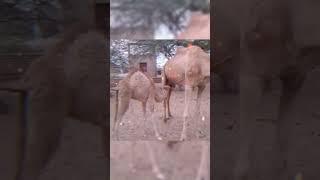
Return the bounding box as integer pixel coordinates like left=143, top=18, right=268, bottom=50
left=201, top=116, right=205, bottom=121
left=157, top=136, right=163, bottom=141
left=120, top=122, right=124, bottom=126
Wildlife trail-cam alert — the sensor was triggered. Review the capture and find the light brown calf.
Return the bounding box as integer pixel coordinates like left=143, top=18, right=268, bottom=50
left=112, top=70, right=170, bottom=140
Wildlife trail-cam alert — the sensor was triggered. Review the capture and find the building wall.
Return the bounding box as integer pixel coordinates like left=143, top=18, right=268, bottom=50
left=128, top=54, right=157, bottom=77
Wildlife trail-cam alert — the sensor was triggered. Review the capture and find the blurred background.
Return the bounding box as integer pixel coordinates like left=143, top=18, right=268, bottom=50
left=110, top=0, right=210, bottom=39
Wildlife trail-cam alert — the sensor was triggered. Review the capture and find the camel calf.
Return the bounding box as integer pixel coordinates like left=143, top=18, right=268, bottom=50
left=162, top=45, right=210, bottom=141
left=112, top=70, right=170, bottom=140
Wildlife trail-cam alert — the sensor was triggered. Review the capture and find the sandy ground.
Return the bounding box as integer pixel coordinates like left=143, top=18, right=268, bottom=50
left=110, top=141, right=210, bottom=180
left=0, top=84, right=210, bottom=180
left=213, top=69, right=320, bottom=180
left=110, top=84, right=210, bottom=141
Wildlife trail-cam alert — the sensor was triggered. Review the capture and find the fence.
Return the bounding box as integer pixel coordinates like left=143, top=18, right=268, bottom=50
left=0, top=53, right=41, bottom=82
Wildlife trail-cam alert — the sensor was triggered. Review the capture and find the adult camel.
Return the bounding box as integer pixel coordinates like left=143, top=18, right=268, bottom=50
left=162, top=45, right=210, bottom=141
left=214, top=0, right=320, bottom=179
left=0, top=0, right=109, bottom=179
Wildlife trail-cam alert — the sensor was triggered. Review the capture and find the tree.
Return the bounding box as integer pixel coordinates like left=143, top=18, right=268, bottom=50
left=110, top=0, right=209, bottom=35
left=110, top=40, right=210, bottom=68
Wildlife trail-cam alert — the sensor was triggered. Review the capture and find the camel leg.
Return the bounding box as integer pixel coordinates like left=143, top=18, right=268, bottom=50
left=129, top=141, right=137, bottom=173
left=18, top=93, right=66, bottom=180
left=147, top=98, right=162, bottom=140
left=167, top=87, right=173, bottom=118
left=180, top=85, right=192, bottom=141
left=142, top=102, right=147, bottom=137
left=234, top=75, right=263, bottom=180
left=113, top=94, right=130, bottom=140
left=195, top=85, right=206, bottom=120
left=272, top=73, right=305, bottom=180
left=163, top=97, right=167, bottom=121
left=163, top=87, right=172, bottom=122
left=144, top=141, right=165, bottom=180
left=195, top=141, right=210, bottom=180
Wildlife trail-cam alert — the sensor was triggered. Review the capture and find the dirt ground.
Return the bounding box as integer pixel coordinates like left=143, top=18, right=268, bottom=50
left=110, top=141, right=210, bottom=180
left=110, top=83, right=210, bottom=141
left=213, top=69, right=320, bottom=180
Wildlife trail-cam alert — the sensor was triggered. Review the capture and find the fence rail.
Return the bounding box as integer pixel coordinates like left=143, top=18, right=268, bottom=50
left=0, top=53, right=41, bottom=82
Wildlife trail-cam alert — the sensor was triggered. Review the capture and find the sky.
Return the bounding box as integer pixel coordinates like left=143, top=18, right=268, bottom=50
left=154, top=24, right=175, bottom=39
left=156, top=53, right=168, bottom=69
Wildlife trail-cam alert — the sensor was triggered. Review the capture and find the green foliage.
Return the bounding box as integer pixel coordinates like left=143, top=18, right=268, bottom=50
left=110, top=39, right=210, bottom=65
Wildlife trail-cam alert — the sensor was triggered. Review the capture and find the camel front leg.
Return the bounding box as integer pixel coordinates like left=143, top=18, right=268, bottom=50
left=144, top=142, right=165, bottom=180
left=180, top=85, right=192, bottom=141
left=148, top=101, right=163, bottom=140
left=142, top=102, right=148, bottom=138
left=234, top=75, right=263, bottom=180
left=129, top=141, right=137, bottom=173
left=113, top=94, right=130, bottom=140
left=195, top=141, right=210, bottom=180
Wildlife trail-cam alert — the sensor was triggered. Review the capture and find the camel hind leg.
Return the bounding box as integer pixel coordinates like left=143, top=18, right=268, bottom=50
left=163, top=87, right=172, bottom=123
left=180, top=85, right=193, bottom=141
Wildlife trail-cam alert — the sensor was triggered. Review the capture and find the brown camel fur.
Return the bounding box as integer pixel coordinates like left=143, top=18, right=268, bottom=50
left=162, top=45, right=210, bottom=141
left=112, top=70, right=170, bottom=140
left=176, top=11, right=210, bottom=39
left=0, top=0, right=109, bottom=179
left=214, top=0, right=320, bottom=179
left=12, top=25, right=107, bottom=180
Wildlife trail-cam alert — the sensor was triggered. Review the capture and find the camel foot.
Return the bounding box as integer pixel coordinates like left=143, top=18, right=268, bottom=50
left=180, top=134, right=186, bottom=141
left=163, top=116, right=172, bottom=123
